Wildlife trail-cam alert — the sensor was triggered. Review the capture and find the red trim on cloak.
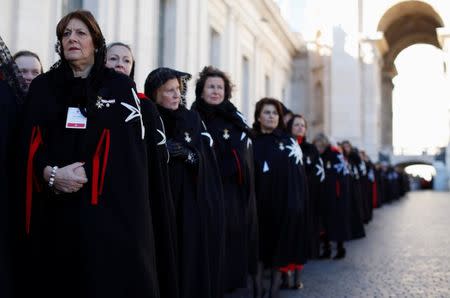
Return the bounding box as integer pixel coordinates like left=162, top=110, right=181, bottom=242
left=26, top=126, right=43, bottom=235
left=330, top=146, right=341, bottom=153
left=91, top=129, right=111, bottom=205
left=137, top=92, right=148, bottom=100
left=231, top=149, right=243, bottom=185
left=296, top=136, right=304, bottom=144
left=279, top=264, right=304, bottom=273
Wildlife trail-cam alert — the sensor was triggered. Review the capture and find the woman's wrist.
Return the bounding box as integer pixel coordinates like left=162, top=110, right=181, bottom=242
left=43, top=166, right=52, bottom=182
left=48, top=166, right=58, bottom=188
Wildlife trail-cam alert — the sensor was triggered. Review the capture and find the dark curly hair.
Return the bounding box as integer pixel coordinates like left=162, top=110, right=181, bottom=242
left=195, top=65, right=233, bottom=102
left=253, top=97, right=285, bottom=132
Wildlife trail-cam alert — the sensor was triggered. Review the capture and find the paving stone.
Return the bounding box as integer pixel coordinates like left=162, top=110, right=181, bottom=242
left=280, top=191, right=450, bottom=298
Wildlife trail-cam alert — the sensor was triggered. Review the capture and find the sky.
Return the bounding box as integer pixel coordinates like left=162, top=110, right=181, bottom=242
left=275, top=0, right=351, bottom=42
left=393, top=44, right=449, bottom=155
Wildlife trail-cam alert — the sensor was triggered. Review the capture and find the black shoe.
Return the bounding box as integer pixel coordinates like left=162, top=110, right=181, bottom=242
left=333, top=248, right=346, bottom=260
left=252, top=267, right=265, bottom=298
left=293, top=269, right=303, bottom=289
left=253, top=283, right=266, bottom=298
left=280, top=272, right=290, bottom=289
left=269, top=270, right=281, bottom=298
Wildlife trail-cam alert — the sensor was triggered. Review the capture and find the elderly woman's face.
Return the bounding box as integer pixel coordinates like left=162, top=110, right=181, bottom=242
left=106, top=45, right=133, bottom=76
left=202, top=77, right=225, bottom=105
left=156, top=78, right=181, bottom=110
left=62, top=18, right=95, bottom=66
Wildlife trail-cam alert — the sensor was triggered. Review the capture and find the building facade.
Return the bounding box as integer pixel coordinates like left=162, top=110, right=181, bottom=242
left=0, top=0, right=300, bottom=123
left=2, top=0, right=450, bottom=164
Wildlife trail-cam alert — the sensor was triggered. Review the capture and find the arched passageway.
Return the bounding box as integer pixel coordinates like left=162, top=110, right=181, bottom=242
left=376, top=1, right=445, bottom=150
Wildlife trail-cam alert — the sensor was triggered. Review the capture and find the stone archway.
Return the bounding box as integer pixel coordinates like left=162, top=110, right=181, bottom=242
left=376, top=0, right=445, bottom=151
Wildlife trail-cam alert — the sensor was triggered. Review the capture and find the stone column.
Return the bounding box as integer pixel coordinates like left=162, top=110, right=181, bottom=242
left=381, top=70, right=394, bottom=152
left=437, top=27, right=450, bottom=187
left=330, top=25, right=362, bottom=144
left=290, top=51, right=309, bottom=117
left=381, top=70, right=394, bottom=154
left=360, top=37, right=383, bottom=160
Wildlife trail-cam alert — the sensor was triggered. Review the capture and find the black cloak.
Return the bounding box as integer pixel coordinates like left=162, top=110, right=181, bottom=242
left=23, top=62, right=177, bottom=298
left=320, top=146, right=352, bottom=242
left=345, top=151, right=366, bottom=240
left=1, top=35, right=28, bottom=297
left=298, top=137, right=325, bottom=259
left=137, top=94, right=179, bottom=298
left=146, top=67, right=225, bottom=298
left=374, top=165, right=385, bottom=207
left=192, top=98, right=258, bottom=291
left=0, top=80, right=18, bottom=298
left=360, top=159, right=375, bottom=221
left=381, top=166, right=399, bottom=202
left=157, top=104, right=225, bottom=298
left=253, top=129, right=307, bottom=268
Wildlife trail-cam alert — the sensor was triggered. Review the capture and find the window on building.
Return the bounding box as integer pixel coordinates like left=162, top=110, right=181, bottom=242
left=210, top=28, right=221, bottom=67
left=313, top=81, right=324, bottom=131
left=265, top=74, right=271, bottom=96
left=158, top=0, right=175, bottom=67
left=62, top=0, right=83, bottom=15
left=242, top=56, right=250, bottom=114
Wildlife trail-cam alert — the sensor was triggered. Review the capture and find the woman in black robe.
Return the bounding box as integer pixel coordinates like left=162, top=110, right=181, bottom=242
left=144, top=67, right=225, bottom=298
left=287, top=115, right=324, bottom=259
left=285, top=114, right=325, bottom=288
left=0, top=79, right=19, bottom=298
left=313, top=134, right=352, bottom=260
left=191, top=66, right=258, bottom=296
left=23, top=10, right=173, bottom=298
left=360, top=150, right=376, bottom=218
left=252, top=98, right=307, bottom=298
left=341, top=141, right=366, bottom=240
left=374, top=162, right=386, bottom=207
left=1, top=35, right=35, bottom=298
left=380, top=163, right=395, bottom=203
left=105, top=41, right=179, bottom=298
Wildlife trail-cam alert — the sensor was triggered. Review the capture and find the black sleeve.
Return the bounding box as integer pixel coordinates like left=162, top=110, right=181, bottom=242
left=22, top=80, right=49, bottom=184
left=0, top=81, right=17, bottom=298
left=245, top=143, right=259, bottom=275
left=142, top=99, right=179, bottom=298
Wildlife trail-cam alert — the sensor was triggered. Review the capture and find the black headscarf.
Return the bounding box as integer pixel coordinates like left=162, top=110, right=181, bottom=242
left=144, top=67, right=191, bottom=106
left=0, top=35, right=27, bottom=103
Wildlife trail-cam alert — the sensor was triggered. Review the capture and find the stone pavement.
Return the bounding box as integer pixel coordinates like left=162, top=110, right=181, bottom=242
left=282, top=191, right=450, bottom=298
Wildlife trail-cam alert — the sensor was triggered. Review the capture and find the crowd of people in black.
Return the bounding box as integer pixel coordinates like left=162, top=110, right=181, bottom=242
left=0, top=10, right=410, bottom=298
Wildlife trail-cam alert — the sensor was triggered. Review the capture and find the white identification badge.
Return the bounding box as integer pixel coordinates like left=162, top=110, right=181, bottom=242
left=65, top=107, right=87, bottom=129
